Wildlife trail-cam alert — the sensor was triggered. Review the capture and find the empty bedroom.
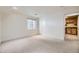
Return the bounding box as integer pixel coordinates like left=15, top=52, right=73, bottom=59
left=0, top=6, right=79, bottom=53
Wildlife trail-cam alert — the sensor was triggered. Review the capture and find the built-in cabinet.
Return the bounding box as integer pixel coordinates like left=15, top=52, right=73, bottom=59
left=65, top=15, right=79, bottom=40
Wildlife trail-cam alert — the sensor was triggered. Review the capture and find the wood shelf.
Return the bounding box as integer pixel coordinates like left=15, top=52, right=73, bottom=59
left=65, top=26, right=77, bottom=28
left=65, top=15, right=78, bottom=35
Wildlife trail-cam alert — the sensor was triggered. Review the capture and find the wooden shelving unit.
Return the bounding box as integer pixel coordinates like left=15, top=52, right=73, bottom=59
left=65, top=15, right=78, bottom=40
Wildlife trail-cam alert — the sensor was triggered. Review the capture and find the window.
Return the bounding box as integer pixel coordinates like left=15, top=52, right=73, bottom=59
left=27, top=19, right=37, bottom=30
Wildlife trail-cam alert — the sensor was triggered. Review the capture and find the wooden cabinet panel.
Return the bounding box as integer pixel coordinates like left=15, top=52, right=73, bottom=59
left=65, top=27, right=77, bottom=35
left=65, top=15, right=78, bottom=35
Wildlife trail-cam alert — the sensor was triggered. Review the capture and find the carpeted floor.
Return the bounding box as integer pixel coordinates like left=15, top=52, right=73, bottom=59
left=0, top=35, right=79, bottom=53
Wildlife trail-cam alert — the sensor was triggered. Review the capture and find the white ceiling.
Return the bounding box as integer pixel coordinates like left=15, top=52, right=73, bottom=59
left=0, top=6, right=79, bottom=17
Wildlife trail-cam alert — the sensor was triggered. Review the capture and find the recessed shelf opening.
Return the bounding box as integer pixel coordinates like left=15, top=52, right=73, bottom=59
left=65, top=15, right=78, bottom=40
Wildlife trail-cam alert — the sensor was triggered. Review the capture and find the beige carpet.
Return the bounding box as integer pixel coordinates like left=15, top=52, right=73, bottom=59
left=0, top=35, right=79, bottom=53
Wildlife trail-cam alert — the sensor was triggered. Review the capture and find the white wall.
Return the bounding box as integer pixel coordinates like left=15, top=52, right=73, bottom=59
left=2, top=13, right=39, bottom=41
left=40, top=13, right=65, bottom=40
left=0, top=15, right=2, bottom=43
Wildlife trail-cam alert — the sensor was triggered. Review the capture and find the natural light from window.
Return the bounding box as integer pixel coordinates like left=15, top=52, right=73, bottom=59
left=27, top=19, right=37, bottom=30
